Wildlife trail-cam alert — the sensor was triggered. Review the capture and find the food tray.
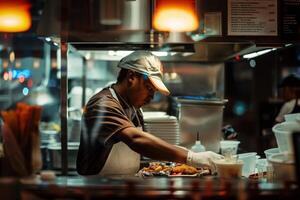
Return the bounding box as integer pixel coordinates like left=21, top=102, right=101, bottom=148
left=138, top=162, right=211, bottom=178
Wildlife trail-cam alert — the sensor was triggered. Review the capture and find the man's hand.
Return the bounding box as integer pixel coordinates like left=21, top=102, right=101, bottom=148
left=186, top=151, right=223, bottom=171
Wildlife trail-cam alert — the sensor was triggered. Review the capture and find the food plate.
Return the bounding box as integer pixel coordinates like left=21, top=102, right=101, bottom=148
left=139, top=162, right=211, bottom=178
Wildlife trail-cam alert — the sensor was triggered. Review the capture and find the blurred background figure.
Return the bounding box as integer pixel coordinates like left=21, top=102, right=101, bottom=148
left=275, top=73, right=300, bottom=123
left=222, top=125, right=238, bottom=140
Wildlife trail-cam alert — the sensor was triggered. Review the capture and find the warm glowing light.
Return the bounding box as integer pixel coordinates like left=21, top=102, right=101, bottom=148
left=3, top=60, right=8, bottom=68
left=18, top=75, right=25, bottom=83
left=9, top=51, right=15, bottom=62
left=51, top=59, right=57, bottom=69
left=153, top=0, right=199, bottom=32
left=27, top=79, right=33, bottom=88
left=8, top=71, right=12, bottom=80
left=33, top=59, right=40, bottom=68
left=15, top=60, right=21, bottom=68
left=3, top=72, right=9, bottom=80
left=0, top=1, right=31, bottom=32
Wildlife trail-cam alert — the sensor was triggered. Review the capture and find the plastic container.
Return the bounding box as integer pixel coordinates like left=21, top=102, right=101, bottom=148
left=284, top=113, right=300, bottom=122
left=268, top=153, right=295, bottom=182
left=264, top=148, right=280, bottom=160
left=256, top=158, right=268, bottom=172
left=297, top=114, right=300, bottom=123
left=191, top=141, right=206, bottom=152
left=214, top=159, right=243, bottom=178
left=235, top=152, right=257, bottom=177
left=191, top=132, right=206, bottom=152
left=220, top=140, right=240, bottom=157
left=48, top=142, right=79, bottom=169
left=272, top=121, right=300, bottom=153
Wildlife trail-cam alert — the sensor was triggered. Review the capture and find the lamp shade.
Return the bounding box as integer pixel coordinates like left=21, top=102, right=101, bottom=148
left=153, top=0, right=199, bottom=32
left=0, top=0, right=31, bottom=32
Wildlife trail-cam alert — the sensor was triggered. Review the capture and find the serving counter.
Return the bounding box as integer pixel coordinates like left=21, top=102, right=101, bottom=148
left=1, top=175, right=299, bottom=200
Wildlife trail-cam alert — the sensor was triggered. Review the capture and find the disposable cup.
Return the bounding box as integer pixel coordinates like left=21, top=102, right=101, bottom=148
left=214, top=159, right=243, bottom=178
left=264, top=148, right=280, bottom=160
left=284, top=113, right=300, bottom=122
left=236, top=152, right=257, bottom=177
left=220, top=140, right=240, bottom=159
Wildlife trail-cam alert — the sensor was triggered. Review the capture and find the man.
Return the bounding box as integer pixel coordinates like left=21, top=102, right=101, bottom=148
left=275, top=74, right=300, bottom=123
left=76, top=51, right=223, bottom=175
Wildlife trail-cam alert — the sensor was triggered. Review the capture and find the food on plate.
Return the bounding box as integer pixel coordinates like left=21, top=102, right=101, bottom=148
left=140, top=162, right=211, bottom=177
left=171, top=164, right=199, bottom=175
left=142, top=162, right=172, bottom=174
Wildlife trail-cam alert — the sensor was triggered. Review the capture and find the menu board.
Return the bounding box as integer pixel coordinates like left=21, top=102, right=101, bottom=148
left=228, top=0, right=277, bottom=36
left=281, top=0, right=300, bottom=39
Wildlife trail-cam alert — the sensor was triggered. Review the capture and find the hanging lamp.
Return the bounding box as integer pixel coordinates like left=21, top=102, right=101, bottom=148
left=0, top=0, right=31, bottom=32
left=152, top=0, right=199, bottom=32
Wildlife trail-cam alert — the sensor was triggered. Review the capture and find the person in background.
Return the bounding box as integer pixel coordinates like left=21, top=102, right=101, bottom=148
left=275, top=73, right=300, bottom=123
left=222, top=125, right=238, bottom=140
left=76, top=51, right=223, bottom=175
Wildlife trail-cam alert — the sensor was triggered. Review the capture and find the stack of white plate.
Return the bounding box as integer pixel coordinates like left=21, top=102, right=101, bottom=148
left=143, top=112, right=180, bottom=145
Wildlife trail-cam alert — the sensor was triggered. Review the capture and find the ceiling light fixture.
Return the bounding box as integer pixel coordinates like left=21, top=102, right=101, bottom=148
left=152, top=0, right=199, bottom=32
left=0, top=0, right=31, bottom=32
left=243, top=49, right=276, bottom=59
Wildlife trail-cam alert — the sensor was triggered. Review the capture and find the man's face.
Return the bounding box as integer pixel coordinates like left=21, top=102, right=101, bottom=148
left=128, top=74, right=157, bottom=108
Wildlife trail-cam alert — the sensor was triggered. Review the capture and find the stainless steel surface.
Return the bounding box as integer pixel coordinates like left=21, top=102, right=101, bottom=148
left=177, top=99, right=225, bottom=152
left=71, top=42, right=255, bottom=62
left=60, top=41, right=68, bottom=174
left=175, top=99, right=228, bottom=106
left=164, top=62, right=225, bottom=98
left=100, top=0, right=150, bottom=30
left=48, top=142, right=79, bottom=169
left=36, top=0, right=262, bottom=62
left=68, top=117, right=81, bottom=142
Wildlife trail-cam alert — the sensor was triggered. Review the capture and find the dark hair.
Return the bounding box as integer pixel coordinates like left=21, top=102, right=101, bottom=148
left=278, top=74, right=300, bottom=88
left=117, top=68, right=129, bottom=83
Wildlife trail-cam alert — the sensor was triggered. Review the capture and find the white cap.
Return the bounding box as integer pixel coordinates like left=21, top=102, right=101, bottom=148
left=118, top=51, right=170, bottom=96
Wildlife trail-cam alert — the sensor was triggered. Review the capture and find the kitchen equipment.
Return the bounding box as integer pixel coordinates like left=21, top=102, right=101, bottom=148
left=144, top=112, right=180, bottom=145
left=272, top=121, right=300, bottom=153
left=68, top=117, right=81, bottom=142
left=67, top=107, right=82, bottom=142
left=40, top=129, right=59, bottom=145
left=48, top=142, right=79, bottom=169
left=69, top=86, right=93, bottom=109
left=176, top=99, right=227, bottom=152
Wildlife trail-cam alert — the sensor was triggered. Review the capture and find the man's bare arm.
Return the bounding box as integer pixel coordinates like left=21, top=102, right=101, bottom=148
left=116, top=127, right=188, bottom=164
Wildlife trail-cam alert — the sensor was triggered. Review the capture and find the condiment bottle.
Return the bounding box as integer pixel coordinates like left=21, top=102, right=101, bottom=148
left=191, top=132, right=206, bottom=152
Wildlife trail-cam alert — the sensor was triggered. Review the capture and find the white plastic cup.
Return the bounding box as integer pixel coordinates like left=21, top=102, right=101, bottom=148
left=256, top=159, right=268, bottom=172
left=220, top=140, right=240, bottom=159
left=264, top=148, right=280, bottom=160
left=256, top=158, right=268, bottom=180
left=236, top=152, right=257, bottom=177
left=284, top=113, right=300, bottom=122
left=272, top=121, right=300, bottom=153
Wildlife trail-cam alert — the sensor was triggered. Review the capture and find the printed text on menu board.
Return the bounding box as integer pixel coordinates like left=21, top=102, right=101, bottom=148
left=228, top=0, right=277, bottom=36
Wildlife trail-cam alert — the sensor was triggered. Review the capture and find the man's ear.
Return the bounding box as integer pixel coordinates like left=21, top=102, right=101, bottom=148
left=127, top=70, right=136, bottom=86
